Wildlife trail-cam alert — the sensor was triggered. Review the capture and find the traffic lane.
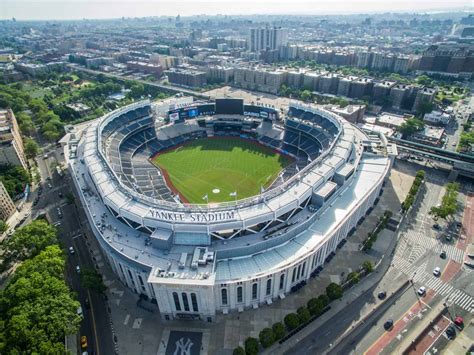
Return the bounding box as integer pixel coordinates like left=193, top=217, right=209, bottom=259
left=284, top=284, right=379, bottom=355
left=365, top=289, right=437, bottom=355
left=355, top=287, right=422, bottom=353
left=327, top=284, right=412, bottom=355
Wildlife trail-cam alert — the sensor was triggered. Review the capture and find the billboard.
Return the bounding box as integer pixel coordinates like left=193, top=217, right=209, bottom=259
left=215, top=98, right=244, bottom=115
left=243, top=105, right=279, bottom=120
left=169, top=112, right=180, bottom=122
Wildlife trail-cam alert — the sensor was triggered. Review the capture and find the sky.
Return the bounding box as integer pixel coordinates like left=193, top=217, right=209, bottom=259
left=0, top=0, right=472, bottom=20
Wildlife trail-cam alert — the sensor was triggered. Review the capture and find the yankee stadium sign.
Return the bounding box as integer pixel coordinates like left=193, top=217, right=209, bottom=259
left=148, top=209, right=236, bottom=223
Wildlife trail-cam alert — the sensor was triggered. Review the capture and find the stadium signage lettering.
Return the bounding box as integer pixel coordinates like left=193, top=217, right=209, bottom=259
left=244, top=111, right=260, bottom=118
left=148, top=209, right=236, bottom=222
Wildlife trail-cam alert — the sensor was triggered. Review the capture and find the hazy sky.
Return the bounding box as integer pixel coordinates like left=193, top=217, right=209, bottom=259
left=0, top=0, right=472, bottom=20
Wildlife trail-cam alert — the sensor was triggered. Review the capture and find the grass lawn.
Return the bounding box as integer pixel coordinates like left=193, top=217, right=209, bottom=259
left=152, top=137, right=292, bottom=203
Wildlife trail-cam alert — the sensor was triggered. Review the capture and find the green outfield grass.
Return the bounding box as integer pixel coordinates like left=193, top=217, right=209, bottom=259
left=152, top=137, right=292, bottom=203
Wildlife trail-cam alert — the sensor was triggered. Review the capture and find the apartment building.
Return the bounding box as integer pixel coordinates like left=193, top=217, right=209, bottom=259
left=0, top=109, right=27, bottom=170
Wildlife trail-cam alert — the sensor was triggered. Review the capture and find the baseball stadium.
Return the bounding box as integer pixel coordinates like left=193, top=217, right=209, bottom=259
left=65, top=96, right=396, bottom=321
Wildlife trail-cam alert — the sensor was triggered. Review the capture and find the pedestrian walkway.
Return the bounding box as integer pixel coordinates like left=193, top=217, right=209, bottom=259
left=393, top=256, right=474, bottom=313
left=403, top=230, right=465, bottom=263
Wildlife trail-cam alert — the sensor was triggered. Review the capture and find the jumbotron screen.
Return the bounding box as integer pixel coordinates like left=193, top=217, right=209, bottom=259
left=215, top=98, right=244, bottom=115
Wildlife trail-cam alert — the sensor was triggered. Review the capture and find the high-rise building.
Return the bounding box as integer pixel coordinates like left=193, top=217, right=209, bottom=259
left=0, top=109, right=27, bottom=170
left=249, top=26, right=288, bottom=53
left=0, top=181, right=16, bottom=222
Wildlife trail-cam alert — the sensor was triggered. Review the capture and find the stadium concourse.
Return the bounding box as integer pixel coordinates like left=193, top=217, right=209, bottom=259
left=65, top=96, right=397, bottom=321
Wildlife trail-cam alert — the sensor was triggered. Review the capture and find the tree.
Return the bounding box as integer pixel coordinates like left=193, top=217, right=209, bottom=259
left=346, top=271, right=360, bottom=284
left=300, top=90, right=312, bottom=102
left=297, top=306, right=311, bottom=324
left=0, top=245, right=81, bottom=354
left=362, top=260, right=374, bottom=273
left=430, top=182, right=460, bottom=221
left=0, top=220, right=7, bottom=233
left=417, top=101, right=434, bottom=116
left=272, top=322, right=286, bottom=340
left=398, top=118, right=424, bottom=137
left=0, top=164, right=31, bottom=197
left=326, top=282, right=343, bottom=301
left=2, top=219, right=57, bottom=268
left=244, top=337, right=259, bottom=355
left=284, top=313, right=300, bottom=330
left=259, top=327, right=275, bottom=348
left=24, top=137, right=40, bottom=159
left=80, top=267, right=107, bottom=294
left=233, top=346, right=245, bottom=355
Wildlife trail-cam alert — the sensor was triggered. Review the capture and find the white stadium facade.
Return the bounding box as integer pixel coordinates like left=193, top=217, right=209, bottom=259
left=66, top=96, right=397, bottom=321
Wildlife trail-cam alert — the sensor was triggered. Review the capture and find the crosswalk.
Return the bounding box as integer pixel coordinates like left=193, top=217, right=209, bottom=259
left=402, top=230, right=465, bottom=263
left=392, top=256, right=474, bottom=314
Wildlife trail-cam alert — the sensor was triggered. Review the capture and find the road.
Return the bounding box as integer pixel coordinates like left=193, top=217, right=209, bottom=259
left=26, top=143, right=116, bottom=355
left=68, top=64, right=210, bottom=99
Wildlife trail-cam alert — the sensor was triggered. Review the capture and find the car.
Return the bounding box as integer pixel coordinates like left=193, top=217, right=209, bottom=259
left=69, top=246, right=75, bottom=255
left=84, top=297, right=90, bottom=309
left=47, top=183, right=52, bottom=189
left=80, top=336, right=88, bottom=349
left=445, top=235, right=453, bottom=242
left=77, top=306, right=83, bottom=317
left=454, top=316, right=464, bottom=328
left=417, top=286, right=426, bottom=296
left=440, top=251, right=447, bottom=259
left=76, top=265, right=81, bottom=273
left=446, top=325, right=456, bottom=339
left=58, top=192, right=63, bottom=198
left=433, top=223, right=441, bottom=231
left=433, top=267, right=441, bottom=277
left=377, top=291, right=387, bottom=300
left=383, top=320, right=394, bottom=330
left=43, top=154, right=48, bottom=159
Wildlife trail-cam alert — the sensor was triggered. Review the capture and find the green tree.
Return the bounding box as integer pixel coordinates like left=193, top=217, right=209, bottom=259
left=362, top=260, right=374, bottom=273
left=272, top=322, right=286, bottom=340
left=398, top=118, right=424, bottom=137
left=417, top=101, right=434, bottom=116
left=0, top=245, right=81, bottom=354
left=259, top=327, right=275, bottom=348
left=0, top=164, right=31, bottom=197
left=326, top=282, right=343, bottom=301
left=297, top=306, right=311, bottom=324
left=24, top=137, right=40, bottom=159
left=233, top=346, right=245, bottom=355
left=300, top=90, right=312, bottom=102
left=430, top=182, right=460, bottom=221
left=80, top=267, right=107, bottom=294
left=2, top=219, right=57, bottom=267
left=284, top=313, right=300, bottom=330
left=244, top=337, right=259, bottom=355
left=346, top=271, right=360, bottom=284
left=0, top=220, right=7, bottom=233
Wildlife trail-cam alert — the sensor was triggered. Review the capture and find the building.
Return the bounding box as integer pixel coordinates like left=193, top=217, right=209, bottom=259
left=325, top=104, right=366, bottom=124
left=423, top=111, right=451, bottom=126
left=165, top=68, right=207, bottom=88
left=0, top=181, right=15, bottom=222
left=373, top=81, right=396, bottom=103
left=413, top=87, right=436, bottom=113
left=249, top=26, right=288, bottom=53
left=411, top=126, right=445, bottom=147
left=127, top=61, right=163, bottom=79
left=376, top=112, right=409, bottom=130
left=389, top=84, right=411, bottom=110
left=67, top=99, right=393, bottom=321
left=350, top=77, right=373, bottom=99
left=0, top=109, right=27, bottom=170
left=206, top=66, right=234, bottom=84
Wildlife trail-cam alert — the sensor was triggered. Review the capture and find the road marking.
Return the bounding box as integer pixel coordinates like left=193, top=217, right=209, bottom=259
left=123, top=314, right=130, bottom=325
left=132, top=318, right=142, bottom=329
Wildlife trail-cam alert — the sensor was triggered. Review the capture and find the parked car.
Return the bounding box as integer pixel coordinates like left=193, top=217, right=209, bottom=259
left=84, top=297, right=90, bottom=309
left=76, top=265, right=81, bottom=273
left=433, top=267, right=441, bottom=277
left=383, top=320, right=394, bottom=330
left=77, top=306, right=83, bottom=317
left=440, top=251, right=447, bottom=259
left=417, top=286, right=426, bottom=296
left=433, top=223, right=442, bottom=231
left=454, top=316, right=464, bottom=328
left=446, top=325, right=456, bottom=339
left=69, top=246, right=75, bottom=255
left=378, top=291, right=387, bottom=300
